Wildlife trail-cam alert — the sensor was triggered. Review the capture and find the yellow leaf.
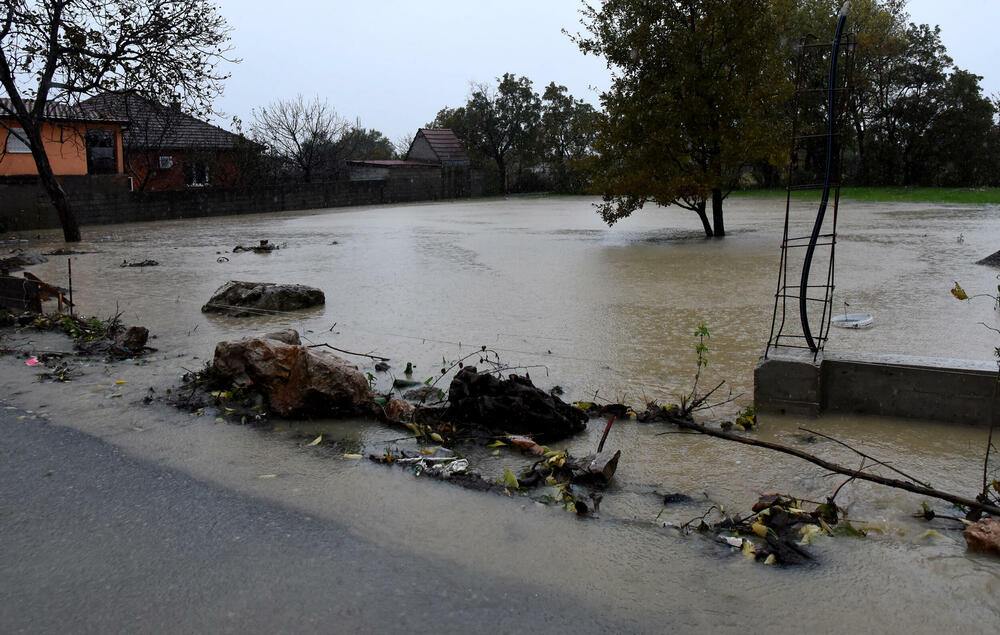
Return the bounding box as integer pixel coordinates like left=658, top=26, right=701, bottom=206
left=257, top=474, right=277, bottom=479
left=741, top=540, right=756, bottom=557
left=920, top=529, right=945, bottom=540
left=799, top=524, right=824, bottom=546
left=420, top=448, right=435, bottom=455
left=109, top=393, right=122, bottom=398
left=343, top=453, right=363, bottom=459
left=115, top=380, right=127, bottom=385
left=307, top=435, right=322, bottom=446
left=502, top=468, right=519, bottom=490
left=404, top=423, right=420, bottom=435
left=751, top=522, right=768, bottom=538
left=430, top=432, right=444, bottom=443
left=951, top=282, right=969, bottom=300
left=487, top=440, right=507, bottom=447
left=491, top=449, right=500, bottom=456
left=763, top=554, right=777, bottom=565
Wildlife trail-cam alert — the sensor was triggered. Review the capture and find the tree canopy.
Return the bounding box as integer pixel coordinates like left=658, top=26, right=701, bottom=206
left=431, top=75, right=598, bottom=195
left=574, top=0, right=791, bottom=236
left=573, top=0, right=1000, bottom=235
left=0, top=0, right=234, bottom=241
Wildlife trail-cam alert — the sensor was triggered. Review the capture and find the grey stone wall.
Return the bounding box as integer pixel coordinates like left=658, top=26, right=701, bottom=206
left=0, top=167, right=478, bottom=232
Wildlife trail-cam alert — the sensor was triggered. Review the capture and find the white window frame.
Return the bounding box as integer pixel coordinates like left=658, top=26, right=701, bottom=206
left=5, top=127, right=31, bottom=153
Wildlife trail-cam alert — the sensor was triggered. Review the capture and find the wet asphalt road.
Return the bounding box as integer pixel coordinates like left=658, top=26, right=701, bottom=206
left=0, top=404, right=630, bottom=634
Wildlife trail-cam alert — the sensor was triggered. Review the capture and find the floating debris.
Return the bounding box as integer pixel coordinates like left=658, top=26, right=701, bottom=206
left=233, top=240, right=279, bottom=254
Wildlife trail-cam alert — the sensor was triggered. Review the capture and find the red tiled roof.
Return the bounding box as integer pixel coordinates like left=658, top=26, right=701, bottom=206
left=415, top=128, right=469, bottom=164
left=80, top=94, right=239, bottom=150
left=0, top=98, right=128, bottom=124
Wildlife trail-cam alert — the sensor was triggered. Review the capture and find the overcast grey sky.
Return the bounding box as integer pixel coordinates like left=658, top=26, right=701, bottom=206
left=214, top=1, right=999, bottom=141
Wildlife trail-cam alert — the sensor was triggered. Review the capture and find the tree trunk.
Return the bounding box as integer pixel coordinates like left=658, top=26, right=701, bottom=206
left=497, top=156, right=508, bottom=195
left=26, top=126, right=82, bottom=242
left=711, top=188, right=725, bottom=237
left=695, top=200, right=713, bottom=237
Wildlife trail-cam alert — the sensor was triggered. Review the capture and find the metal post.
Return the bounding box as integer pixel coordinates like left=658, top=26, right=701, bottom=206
left=68, top=258, right=73, bottom=317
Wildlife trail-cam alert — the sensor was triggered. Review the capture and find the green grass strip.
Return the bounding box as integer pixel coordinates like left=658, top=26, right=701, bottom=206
left=732, top=187, right=1000, bottom=205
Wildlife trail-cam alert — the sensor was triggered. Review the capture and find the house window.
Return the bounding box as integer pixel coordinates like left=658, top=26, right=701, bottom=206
left=85, top=129, right=116, bottom=174
left=5, top=127, right=31, bottom=153
left=184, top=162, right=210, bottom=187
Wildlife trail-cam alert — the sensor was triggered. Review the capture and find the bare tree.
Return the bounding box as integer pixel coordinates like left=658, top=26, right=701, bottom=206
left=249, top=95, right=350, bottom=183
left=394, top=132, right=414, bottom=160
left=0, top=0, right=235, bottom=241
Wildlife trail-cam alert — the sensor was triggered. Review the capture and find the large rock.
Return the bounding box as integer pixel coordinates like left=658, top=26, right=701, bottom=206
left=202, top=281, right=325, bottom=317
left=212, top=330, right=374, bottom=417
left=115, top=326, right=149, bottom=353
left=964, top=517, right=1000, bottom=556
left=443, top=366, right=587, bottom=442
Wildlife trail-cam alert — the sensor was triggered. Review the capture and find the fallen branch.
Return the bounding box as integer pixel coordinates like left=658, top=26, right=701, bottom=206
left=597, top=415, right=616, bottom=453
left=306, top=343, right=389, bottom=362
left=669, top=416, right=1000, bottom=517
left=800, top=427, right=931, bottom=488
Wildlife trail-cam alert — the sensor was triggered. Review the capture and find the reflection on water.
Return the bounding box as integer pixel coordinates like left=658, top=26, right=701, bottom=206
left=5, top=195, right=1000, bottom=630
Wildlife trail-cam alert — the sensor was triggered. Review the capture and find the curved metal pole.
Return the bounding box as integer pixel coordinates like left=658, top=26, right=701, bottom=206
left=799, top=2, right=850, bottom=353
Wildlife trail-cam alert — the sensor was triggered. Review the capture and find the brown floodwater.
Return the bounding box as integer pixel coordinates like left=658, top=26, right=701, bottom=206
left=3, top=195, right=999, bottom=632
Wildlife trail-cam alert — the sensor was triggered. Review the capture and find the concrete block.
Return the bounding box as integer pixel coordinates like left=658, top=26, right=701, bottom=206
left=754, top=348, right=822, bottom=415
left=755, top=348, right=1000, bottom=426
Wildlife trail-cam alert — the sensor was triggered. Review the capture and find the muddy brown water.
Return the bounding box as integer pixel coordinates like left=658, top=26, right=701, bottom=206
left=3, top=195, right=999, bottom=631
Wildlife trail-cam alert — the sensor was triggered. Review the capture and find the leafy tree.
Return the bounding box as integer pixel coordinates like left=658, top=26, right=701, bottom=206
left=0, top=0, right=234, bottom=241
left=789, top=0, right=909, bottom=185
left=574, top=0, right=790, bottom=236
left=464, top=74, right=542, bottom=194
left=335, top=127, right=395, bottom=161
left=540, top=82, right=599, bottom=193
left=920, top=69, right=997, bottom=187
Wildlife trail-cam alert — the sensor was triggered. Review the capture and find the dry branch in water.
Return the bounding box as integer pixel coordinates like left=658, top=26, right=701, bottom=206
left=665, top=416, right=1000, bottom=518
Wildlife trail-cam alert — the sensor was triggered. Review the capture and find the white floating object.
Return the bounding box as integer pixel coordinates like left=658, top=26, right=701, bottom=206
left=831, top=313, right=873, bottom=329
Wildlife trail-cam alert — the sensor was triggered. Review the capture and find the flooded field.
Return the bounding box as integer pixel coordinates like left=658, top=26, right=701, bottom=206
left=3, top=195, right=1000, bottom=632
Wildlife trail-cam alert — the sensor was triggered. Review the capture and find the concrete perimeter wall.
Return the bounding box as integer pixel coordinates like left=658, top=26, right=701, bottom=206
left=755, top=348, right=999, bottom=426
left=0, top=166, right=483, bottom=232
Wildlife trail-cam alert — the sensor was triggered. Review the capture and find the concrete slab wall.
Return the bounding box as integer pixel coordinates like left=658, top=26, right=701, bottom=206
left=755, top=348, right=999, bottom=425
left=0, top=168, right=481, bottom=232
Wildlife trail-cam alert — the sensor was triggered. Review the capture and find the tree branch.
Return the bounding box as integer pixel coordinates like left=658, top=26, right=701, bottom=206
left=669, top=416, right=1000, bottom=517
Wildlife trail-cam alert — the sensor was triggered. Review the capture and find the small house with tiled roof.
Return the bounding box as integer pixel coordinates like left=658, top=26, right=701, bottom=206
left=81, top=94, right=246, bottom=191
left=346, top=128, right=473, bottom=199
left=405, top=128, right=469, bottom=166
left=1, top=98, right=127, bottom=177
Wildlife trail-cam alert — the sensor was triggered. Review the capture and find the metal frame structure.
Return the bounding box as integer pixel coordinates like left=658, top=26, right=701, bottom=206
left=766, top=17, right=856, bottom=360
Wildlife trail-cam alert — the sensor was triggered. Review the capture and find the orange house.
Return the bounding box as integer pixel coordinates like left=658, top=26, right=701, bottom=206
left=0, top=99, right=126, bottom=177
